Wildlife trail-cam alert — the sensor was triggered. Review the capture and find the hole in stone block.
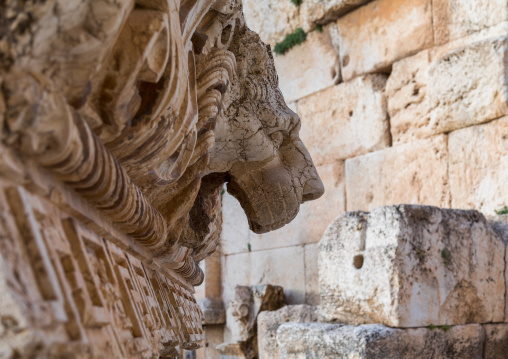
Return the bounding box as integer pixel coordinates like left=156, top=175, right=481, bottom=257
left=353, top=255, right=364, bottom=269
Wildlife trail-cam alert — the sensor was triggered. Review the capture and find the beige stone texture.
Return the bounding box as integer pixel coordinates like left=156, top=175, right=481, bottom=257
left=242, top=0, right=300, bottom=46
left=483, top=324, right=508, bottom=359
left=318, top=206, right=506, bottom=327
left=336, top=0, right=433, bottom=82
left=427, top=37, right=508, bottom=135
left=433, top=0, right=508, bottom=45
left=299, top=75, right=390, bottom=165
left=449, top=117, right=508, bottom=215
left=195, top=325, right=225, bottom=359
left=222, top=246, right=306, bottom=308
left=386, top=25, right=508, bottom=144
left=221, top=161, right=345, bottom=255
left=386, top=50, right=432, bottom=144
left=304, top=244, right=320, bottom=305
left=300, top=0, right=371, bottom=31
left=276, top=322, right=485, bottom=359
left=258, top=305, right=317, bottom=359
left=345, top=135, right=450, bottom=212
left=220, top=285, right=284, bottom=358
left=274, top=24, right=337, bottom=103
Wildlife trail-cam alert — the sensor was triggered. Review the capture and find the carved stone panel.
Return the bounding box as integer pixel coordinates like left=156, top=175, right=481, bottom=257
left=0, top=0, right=323, bottom=356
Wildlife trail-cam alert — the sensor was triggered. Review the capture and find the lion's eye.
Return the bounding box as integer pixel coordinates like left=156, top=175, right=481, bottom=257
left=269, top=131, right=284, bottom=148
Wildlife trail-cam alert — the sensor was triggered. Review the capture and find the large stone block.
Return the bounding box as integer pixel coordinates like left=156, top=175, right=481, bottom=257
left=433, top=0, right=508, bottom=45
left=300, top=0, right=370, bottom=32
left=242, top=0, right=300, bottom=46
left=318, top=205, right=506, bottom=327
left=336, top=0, right=433, bottom=81
left=304, top=243, right=320, bottom=305
left=274, top=24, right=337, bottom=103
left=449, top=117, right=508, bottom=215
left=386, top=50, right=432, bottom=144
left=258, top=305, right=317, bottom=359
left=345, top=136, right=450, bottom=212
left=428, top=37, right=508, bottom=134
left=299, top=75, right=389, bottom=165
left=276, top=322, right=485, bottom=359
left=386, top=28, right=508, bottom=144
left=483, top=324, right=508, bottom=359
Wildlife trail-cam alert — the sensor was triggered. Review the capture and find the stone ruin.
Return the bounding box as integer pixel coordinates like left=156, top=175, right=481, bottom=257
left=0, top=0, right=323, bottom=357
left=256, top=206, right=508, bottom=359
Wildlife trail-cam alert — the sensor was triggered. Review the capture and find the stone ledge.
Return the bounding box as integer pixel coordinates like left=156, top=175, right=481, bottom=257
left=276, top=322, right=485, bottom=359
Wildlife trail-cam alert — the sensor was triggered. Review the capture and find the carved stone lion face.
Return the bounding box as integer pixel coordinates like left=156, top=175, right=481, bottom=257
left=207, top=27, right=324, bottom=233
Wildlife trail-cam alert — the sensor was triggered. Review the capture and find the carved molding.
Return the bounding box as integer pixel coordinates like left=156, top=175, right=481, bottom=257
left=0, top=0, right=323, bottom=356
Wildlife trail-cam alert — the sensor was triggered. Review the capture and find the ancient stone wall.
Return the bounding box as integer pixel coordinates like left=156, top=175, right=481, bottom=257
left=206, top=0, right=508, bottom=356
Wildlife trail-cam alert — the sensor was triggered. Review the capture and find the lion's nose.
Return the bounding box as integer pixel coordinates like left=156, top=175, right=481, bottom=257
left=302, top=178, right=324, bottom=202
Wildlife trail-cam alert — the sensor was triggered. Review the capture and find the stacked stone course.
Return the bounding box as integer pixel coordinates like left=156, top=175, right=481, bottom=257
left=198, top=0, right=508, bottom=357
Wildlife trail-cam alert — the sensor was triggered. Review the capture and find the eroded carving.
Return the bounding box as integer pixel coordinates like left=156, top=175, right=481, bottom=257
left=0, top=0, right=323, bottom=356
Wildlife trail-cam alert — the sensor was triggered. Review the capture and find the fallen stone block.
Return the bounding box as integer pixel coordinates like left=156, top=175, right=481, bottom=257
left=319, top=205, right=506, bottom=327
left=258, top=305, right=317, bottom=359
left=276, top=322, right=485, bottom=359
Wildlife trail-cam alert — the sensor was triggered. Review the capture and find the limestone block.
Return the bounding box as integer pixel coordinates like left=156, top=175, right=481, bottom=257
left=258, top=305, right=317, bottom=359
left=386, top=28, right=508, bottom=144
left=428, top=37, right=508, bottom=134
left=433, top=0, right=508, bottom=45
left=300, top=0, right=370, bottom=32
left=386, top=50, right=432, bottom=144
left=483, top=324, right=508, bottom=359
left=221, top=161, right=345, bottom=255
left=242, top=0, right=300, bottom=46
left=198, top=297, right=225, bottom=325
left=449, top=117, right=508, bottom=214
left=276, top=322, right=485, bottom=359
left=299, top=75, right=389, bottom=165
left=336, top=0, right=433, bottom=82
left=223, top=246, right=306, bottom=307
left=274, top=24, right=337, bottom=103
left=345, top=136, right=450, bottom=212
left=304, top=244, right=320, bottom=305
left=318, top=205, right=506, bottom=327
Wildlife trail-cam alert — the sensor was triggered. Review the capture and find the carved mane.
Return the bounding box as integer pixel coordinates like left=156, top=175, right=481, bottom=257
left=0, top=0, right=323, bottom=356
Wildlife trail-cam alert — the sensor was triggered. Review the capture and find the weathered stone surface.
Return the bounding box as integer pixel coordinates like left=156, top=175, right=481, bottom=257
left=483, top=324, right=508, bottom=359
left=196, top=325, right=225, bottom=359
left=433, top=0, right=508, bottom=45
left=345, top=136, right=450, bottom=212
left=198, top=297, right=226, bottom=325
left=318, top=205, right=505, bottom=327
left=428, top=37, right=508, bottom=134
left=304, top=243, right=320, bottom=305
left=222, top=161, right=345, bottom=255
left=274, top=25, right=337, bottom=103
left=300, top=0, right=370, bottom=32
left=242, top=0, right=300, bottom=46
left=258, top=305, right=317, bottom=359
left=336, top=0, right=433, bottom=81
left=223, top=246, right=306, bottom=306
left=299, top=75, right=389, bottom=165
left=220, top=284, right=284, bottom=359
left=386, top=50, right=432, bottom=144
left=276, top=322, right=485, bottom=359
left=386, top=27, right=508, bottom=144
left=449, top=117, right=508, bottom=215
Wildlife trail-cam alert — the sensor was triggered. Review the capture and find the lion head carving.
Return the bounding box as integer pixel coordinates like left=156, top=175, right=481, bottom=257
left=207, top=27, right=324, bottom=234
